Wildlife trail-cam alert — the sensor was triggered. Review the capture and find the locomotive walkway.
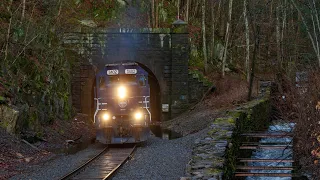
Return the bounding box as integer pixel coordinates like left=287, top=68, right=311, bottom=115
left=60, top=145, right=136, bottom=180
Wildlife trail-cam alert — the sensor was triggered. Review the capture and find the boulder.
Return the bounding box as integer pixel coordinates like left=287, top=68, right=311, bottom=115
left=0, top=105, right=19, bottom=134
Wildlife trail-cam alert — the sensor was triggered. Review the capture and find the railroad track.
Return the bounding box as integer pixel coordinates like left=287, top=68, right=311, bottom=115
left=234, top=122, right=298, bottom=179
left=60, top=144, right=136, bottom=180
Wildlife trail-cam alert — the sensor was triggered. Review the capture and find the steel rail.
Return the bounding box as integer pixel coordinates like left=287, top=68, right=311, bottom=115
left=60, top=145, right=136, bottom=180
left=60, top=146, right=109, bottom=180
left=103, top=145, right=137, bottom=180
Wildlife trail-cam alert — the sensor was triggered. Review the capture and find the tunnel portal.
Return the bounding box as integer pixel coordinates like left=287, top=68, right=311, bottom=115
left=64, top=24, right=191, bottom=122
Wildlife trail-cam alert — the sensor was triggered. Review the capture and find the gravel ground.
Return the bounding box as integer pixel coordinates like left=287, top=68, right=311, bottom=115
left=162, top=108, right=224, bottom=136
left=9, top=143, right=106, bottom=180
left=112, top=128, right=209, bottom=180
left=8, top=128, right=208, bottom=180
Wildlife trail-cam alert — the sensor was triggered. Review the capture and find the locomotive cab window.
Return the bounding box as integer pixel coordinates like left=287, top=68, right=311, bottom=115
left=99, top=76, right=106, bottom=89
left=119, top=75, right=137, bottom=84
left=109, top=76, right=119, bottom=84
left=138, top=75, right=146, bottom=86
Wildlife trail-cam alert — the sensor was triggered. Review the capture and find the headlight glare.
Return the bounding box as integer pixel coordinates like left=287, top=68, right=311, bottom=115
left=102, top=113, right=110, bottom=121
left=134, top=112, right=143, bottom=120
left=118, top=86, right=127, bottom=99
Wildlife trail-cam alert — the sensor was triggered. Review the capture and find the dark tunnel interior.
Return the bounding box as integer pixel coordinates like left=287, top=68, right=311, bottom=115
left=136, top=62, right=161, bottom=123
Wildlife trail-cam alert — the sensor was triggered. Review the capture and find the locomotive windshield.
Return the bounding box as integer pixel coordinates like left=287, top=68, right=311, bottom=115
left=138, top=75, right=146, bottom=86
left=108, top=75, right=137, bottom=85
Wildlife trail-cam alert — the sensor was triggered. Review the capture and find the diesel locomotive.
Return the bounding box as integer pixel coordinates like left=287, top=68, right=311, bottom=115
left=94, top=62, right=151, bottom=144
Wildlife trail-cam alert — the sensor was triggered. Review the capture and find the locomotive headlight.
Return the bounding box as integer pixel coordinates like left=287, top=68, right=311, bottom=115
left=102, top=113, right=110, bottom=121
left=134, top=112, right=143, bottom=120
left=117, top=86, right=127, bottom=99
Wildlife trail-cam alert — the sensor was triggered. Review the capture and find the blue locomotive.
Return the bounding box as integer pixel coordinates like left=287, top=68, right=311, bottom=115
left=94, top=62, right=151, bottom=144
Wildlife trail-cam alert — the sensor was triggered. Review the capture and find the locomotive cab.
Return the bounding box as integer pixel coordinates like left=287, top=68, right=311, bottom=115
left=94, top=62, right=151, bottom=144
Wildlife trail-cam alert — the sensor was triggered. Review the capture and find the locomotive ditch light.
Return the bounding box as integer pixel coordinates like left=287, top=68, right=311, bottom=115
left=102, top=113, right=110, bottom=121
left=118, top=86, right=127, bottom=99
left=134, top=112, right=143, bottom=120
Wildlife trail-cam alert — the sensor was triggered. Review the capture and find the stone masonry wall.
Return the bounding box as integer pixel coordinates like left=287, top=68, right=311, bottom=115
left=188, top=73, right=210, bottom=104
left=185, top=94, right=271, bottom=179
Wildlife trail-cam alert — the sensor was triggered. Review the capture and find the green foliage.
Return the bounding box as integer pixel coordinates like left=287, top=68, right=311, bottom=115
left=0, top=0, right=75, bottom=130
left=189, top=50, right=204, bottom=69
left=0, top=96, right=5, bottom=103
left=189, top=69, right=213, bottom=86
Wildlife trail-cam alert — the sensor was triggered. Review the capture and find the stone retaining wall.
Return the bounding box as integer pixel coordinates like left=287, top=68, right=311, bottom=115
left=185, top=95, right=271, bottom=179
left=188, top=73, right=210, bottom=104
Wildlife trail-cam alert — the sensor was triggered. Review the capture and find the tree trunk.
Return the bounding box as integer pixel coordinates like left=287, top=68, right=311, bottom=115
left=4, top=0, right=13, bottom=63
left=193, top=0, right=199, bottom=18
left=222, top=0, right=233, bottom=77
left=186, top=0, right=189, bottom=22
left=21, top=0, right=26, bottom=21
left=248, top=26, right=260, bottom=101
left=151, top=0, right=155, bottom=28
left=202, top=0, right=208, bottom=74
left=147, top=1, right=151, bottom=27
left=281, top=0, right=287, bottom=67
left=244, top=0, right=250, bottom=82
left=155, top=0, right=159, bottom=27
left=311, top=0, right=320, bottom=65
left=178, top=0, right=180, bottom=18
left=211, top=0, right=215, bottom=63
left=276, top=6, right=282, bottom=70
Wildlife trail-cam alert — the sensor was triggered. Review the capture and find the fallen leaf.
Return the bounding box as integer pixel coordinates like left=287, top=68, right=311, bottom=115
left=16, top=153, right=23, bottom=158
left=24, top=157, right=33, bottom=163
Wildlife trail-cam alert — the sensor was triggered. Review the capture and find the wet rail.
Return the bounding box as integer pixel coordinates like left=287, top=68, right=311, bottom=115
left=60, top=144, right=136, bottom=180
left=234, top=121, right=300, bottom=179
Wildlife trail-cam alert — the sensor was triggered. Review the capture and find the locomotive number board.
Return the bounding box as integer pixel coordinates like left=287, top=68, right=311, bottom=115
left=125, top=69, right=137, bottom=74
left=107, top=69, right=119, bottom=75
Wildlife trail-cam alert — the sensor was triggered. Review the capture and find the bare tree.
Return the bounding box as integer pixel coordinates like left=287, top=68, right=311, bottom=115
left=186, top=0, right=189, bottom=22
left=21, top=0, right=26, bottom=21
left=244, top=0, right=250, bottom=82
left=290, top=0, right=320, bottom=66
left=4, top=0, right=13, bottom=62
left=202, top=0, right=208, bottom=74
left=151, top=0, right=155, bottom=27
left=276, top=5, right=282, bottom=70
left=222, top=0, right=233, bottom=77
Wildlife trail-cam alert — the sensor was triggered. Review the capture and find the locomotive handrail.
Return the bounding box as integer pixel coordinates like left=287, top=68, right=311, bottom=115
left=144, top=96, right=152, bottom=123
left=94, top=98, right=108, bottom=123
